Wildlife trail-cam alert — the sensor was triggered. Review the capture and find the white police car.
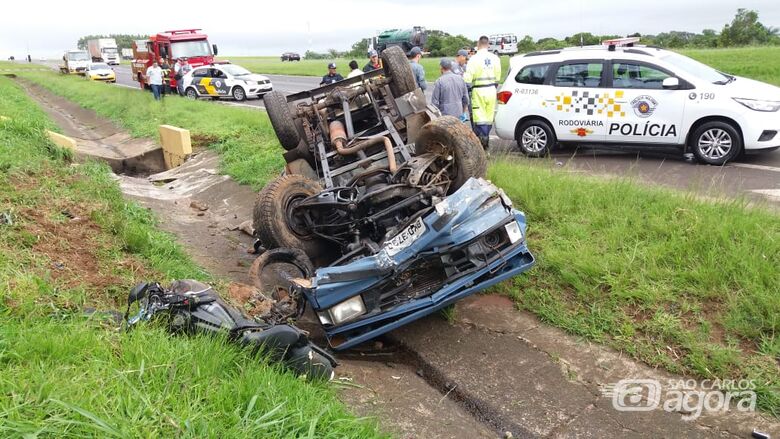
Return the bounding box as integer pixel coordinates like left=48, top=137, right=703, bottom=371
left=182, top=63, right=273, bottom=101
left=495, top=38, right=780, bottom=165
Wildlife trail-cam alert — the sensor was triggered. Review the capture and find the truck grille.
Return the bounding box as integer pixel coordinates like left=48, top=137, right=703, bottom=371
left=378, top=259, right=447, bottom=311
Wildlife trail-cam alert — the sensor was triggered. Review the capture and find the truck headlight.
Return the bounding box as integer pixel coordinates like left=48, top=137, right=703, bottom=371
left=319, top=295, right=366, bottom=325
left=504, top=221, right=523, bottom=244
left=733, top=98, right=780, bottom=112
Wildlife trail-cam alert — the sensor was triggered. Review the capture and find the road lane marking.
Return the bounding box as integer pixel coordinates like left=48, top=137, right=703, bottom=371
left=730, top=163, right=780, bottom=173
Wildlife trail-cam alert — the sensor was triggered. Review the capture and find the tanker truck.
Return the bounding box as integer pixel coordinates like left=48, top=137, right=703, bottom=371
left=374, top=26, right=427, bottom=53
left=87, top=38, right=120, bottom=65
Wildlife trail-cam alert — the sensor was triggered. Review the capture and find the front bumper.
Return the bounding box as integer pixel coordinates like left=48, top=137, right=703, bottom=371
left=300, top=178, right=535, bottom=350
left=88, top=75, right=116, bottom=82
left=248, top=84, right=274, bottom=96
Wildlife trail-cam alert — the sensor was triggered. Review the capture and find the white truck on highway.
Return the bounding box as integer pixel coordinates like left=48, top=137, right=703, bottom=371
left=87, top=38, right=120, bottom=65
left=59, top=49, right=90, bottom=75
left=121, top=48, right=133, bottom=60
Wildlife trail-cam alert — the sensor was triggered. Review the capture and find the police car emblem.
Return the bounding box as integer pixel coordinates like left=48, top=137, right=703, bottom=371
left=631, top=95, right=658, bottom=118
left=215, top=80, right=222, bottom=88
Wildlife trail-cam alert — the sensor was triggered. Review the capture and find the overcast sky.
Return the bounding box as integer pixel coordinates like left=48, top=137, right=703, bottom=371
left=1, top=0, right=778, bottom=58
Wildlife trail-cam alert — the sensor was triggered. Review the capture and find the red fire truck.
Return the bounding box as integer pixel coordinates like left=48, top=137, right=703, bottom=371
left=131, top=29, right=218, bottom=90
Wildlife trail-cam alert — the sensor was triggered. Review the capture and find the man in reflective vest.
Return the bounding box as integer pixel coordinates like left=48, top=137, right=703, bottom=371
left=463, top=36, right=501, bottom=149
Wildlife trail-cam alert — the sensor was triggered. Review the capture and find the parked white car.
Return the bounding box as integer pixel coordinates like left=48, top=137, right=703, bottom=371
left=495, top=43, right=780, bottom=165
left=182, top=63, right=273, bottom=101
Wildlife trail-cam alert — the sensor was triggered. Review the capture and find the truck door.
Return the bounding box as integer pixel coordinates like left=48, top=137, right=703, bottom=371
left=606, top=60, right=687, bottom=145
left=545, top=60, right=608, bottom=143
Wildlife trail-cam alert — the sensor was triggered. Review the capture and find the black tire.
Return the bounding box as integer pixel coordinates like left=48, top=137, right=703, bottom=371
left=515, top=119, right=556, bottom=157
left=263, top=90, right=301, bottom=151
left=253, top=175, right=325, bottom=259
left=416, top=116, right=487, bottom=193
left=232, top=86, right=246, bottom=101
left=185, top=87, right=198, bottom=99
left=248, top=248, right=314, bottom=301
left=381, top=46, right=417, bottom=96
left=690, top=121, right=742, bottom=166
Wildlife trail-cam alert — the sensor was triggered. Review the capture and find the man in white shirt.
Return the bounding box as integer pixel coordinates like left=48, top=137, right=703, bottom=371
left=146, top=61, right=163, bottom=101
left=347, top=60, right=363, bottom=79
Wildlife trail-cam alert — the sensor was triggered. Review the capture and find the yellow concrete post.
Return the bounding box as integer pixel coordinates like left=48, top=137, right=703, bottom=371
left=158, top=125, right=192, bottom=169
left=46, top=130, right=77, bottom=150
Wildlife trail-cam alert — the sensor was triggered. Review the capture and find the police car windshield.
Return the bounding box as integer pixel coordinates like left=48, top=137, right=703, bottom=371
left=659, top=52, right=731, bottom=84
left=222, top=65, right=252, bottom=76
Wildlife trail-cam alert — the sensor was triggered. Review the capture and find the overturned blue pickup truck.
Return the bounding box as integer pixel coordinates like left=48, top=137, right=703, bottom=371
left=251, top=46, right=534, bottom=350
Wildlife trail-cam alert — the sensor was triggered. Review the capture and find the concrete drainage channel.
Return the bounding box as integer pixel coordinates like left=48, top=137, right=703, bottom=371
left=16, top=81, right=780, bottom=438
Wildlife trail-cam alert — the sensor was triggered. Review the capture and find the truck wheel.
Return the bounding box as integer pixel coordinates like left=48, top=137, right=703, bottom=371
left=263, top=90, right=301, bottom=151
left=249, top=248, right=314, bottom=301
left=253, top=174, right=325, bottom=260
left=381, top=46, right=417, bottom=96
left=416, top=116, right=487, bottom=193
left=232, top=86, right=246, bottom=101
left=690, top=121, right=742, bottom=166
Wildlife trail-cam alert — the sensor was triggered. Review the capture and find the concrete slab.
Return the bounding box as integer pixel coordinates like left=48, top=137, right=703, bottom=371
left=46, top=130, right=77, bottom=150
left=158, top=124, right=192, bottom=169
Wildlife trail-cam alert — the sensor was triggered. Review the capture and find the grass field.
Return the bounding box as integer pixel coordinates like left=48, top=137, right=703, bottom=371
left=226, top=56, right=511, bottom=83
left=17, top=64, right=780, bottom=415
left=679, top=46, right=780, bottom=86
left=0, top=77, right=385, bottom=437
left=0, top=60, right=51, bottom=71
left=224, top=46, right=780, bottom=86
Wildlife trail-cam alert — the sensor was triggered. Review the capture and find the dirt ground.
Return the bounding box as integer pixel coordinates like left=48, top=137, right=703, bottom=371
left=22, top=83, right=780, bottom=438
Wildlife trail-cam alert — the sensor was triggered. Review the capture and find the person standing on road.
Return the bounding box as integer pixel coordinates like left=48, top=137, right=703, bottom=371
left=320, top=63, right=344, bottom=85
left=464, top=36, right=501, bottom=149
left=363, top=50, right=382, bottom=72
left=431, top=58, right=469, bottom=120
left=451, top=49, right=468, bottom=77
left=347, top=60, right=363, bottom=78
left=174, top=57, right=192, bottom=95
left=407, top=47, right=426, bottom=91
left=146, top=61, right=164, bottom=101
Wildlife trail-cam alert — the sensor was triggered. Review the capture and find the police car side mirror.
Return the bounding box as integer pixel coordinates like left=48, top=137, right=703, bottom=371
left=662, top=77, right=680, bottom=89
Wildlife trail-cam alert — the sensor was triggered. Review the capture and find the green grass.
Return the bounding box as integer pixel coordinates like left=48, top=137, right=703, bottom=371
left=0, top=77, right=385, bottom=437
left=226, top=55, right=511, bottom=83
left=679, top=46, right=780, bottom=86
left=489, top=159, right=780, bottom=415
left=17, top=51, right=780, bottom=416
left=0, top=60, right=50, bottom=71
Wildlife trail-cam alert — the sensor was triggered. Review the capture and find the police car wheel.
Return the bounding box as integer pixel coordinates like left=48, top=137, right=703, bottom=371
left=185, top=88, right=198, bottom=99
left=516, top=119, right=555, bottom=157
left=690, top=121, right=741, bottom=166
left=232, top=86, right=246, bottom=101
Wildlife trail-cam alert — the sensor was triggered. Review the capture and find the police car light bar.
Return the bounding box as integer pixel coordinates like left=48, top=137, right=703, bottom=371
left=602, top=37, right=641, bottom=47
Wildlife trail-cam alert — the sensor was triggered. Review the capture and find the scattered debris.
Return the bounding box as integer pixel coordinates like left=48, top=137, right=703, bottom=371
left=0, top=211, right=12, bottom=225
left=189, top=200, right=209, bottom=211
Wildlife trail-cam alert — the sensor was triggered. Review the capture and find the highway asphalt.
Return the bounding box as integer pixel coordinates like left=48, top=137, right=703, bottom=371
left=38, top=60, right=780, bottom=205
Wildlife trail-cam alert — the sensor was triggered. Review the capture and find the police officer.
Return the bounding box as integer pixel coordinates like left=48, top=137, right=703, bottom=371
left=451, top=49, right=468, bottom=77
left=320, top=63, right=344, bottom=85
left=363, top=50, right=382, bottom=72
left=407, top=46, right=426, bottom=91
left=463, top=36, right=501, bottom=149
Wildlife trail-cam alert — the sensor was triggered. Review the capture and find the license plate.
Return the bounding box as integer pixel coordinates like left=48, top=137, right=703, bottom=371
left=384, top=217, right=426, bottom=257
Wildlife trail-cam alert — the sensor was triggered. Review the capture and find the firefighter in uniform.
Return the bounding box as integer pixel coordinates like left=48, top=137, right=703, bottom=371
left=463, top=36, right=501, bottom=149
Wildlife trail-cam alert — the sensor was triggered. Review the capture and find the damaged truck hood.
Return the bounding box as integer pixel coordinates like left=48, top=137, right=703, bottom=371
left=299, top=178, right=535, bottom=349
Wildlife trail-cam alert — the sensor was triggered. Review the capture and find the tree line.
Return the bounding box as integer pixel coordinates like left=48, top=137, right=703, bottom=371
left=76, top=34, right=149, bottom=51
left=316, top=8, right=778, bottom=59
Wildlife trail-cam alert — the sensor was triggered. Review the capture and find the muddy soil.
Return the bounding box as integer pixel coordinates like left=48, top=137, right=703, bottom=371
left=22, top=82, right=780, bottom=438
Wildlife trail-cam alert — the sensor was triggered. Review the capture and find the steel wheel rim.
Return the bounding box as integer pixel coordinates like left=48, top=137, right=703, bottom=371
left=234, top=88, right=244, bottom=100
left=186, top=89, right=197, bottom=99
left=522, top=126, right=548, bottom=152
left=698, top=128, right=732, bottom=160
